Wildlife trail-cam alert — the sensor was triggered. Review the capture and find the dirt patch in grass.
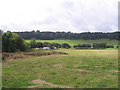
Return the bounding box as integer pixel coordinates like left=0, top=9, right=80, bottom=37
left=110, top=70, right=120, bottom=73
left=70, top=69, right=91, bottom=74
left=2, top=51, right=68, bottom=61
left=91, top=66, right=101, bottom=69
left=52, top=64, right=64, bottom=68
left=80, top=65, right=89, bottom=67
left=29, top=80, right=70, bottom=88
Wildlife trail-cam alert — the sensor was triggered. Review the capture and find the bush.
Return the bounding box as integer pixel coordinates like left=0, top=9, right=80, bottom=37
left=62, top=43, right=71, bottom=49
left=93, top=43, right=107, bottom=49
left=36, top=42, right=43, bottom=48
left=106, top=45, right=114, bottom=48
left=116, top=45, right=119, bottom=48
left=29, top=38, right=36, bottom=48
left=74, top=44, right=91, bottom=49
left=52, top=43, right=61, bottom=48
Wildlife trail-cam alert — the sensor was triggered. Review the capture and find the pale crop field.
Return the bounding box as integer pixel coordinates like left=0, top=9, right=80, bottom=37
left=2, top=49, right=118, bottom=88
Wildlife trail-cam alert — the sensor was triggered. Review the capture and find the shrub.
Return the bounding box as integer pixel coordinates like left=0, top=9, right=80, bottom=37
left=106, top=45, right=114, bottom=48
left=74, top=44, right=91, bottom=49
left=62, top=43, right=71, bottom=49
left=93, top=43, right=107, bottom=49
left=36, top=42, right=43, bottom=48
left=116, top=45, right=119, bottom=48
left=29, top=38, right=36, bottom=48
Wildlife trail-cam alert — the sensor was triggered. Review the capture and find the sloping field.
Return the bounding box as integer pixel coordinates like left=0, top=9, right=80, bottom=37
left=26, top=39, right=118, bottom=46
left=3, top=49, right=118, bottom=88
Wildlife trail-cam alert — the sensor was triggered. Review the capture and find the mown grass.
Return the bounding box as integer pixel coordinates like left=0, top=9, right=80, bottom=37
left=2, top=49, right=118, bottom=88
left=26, top=39, right=118, bottom=46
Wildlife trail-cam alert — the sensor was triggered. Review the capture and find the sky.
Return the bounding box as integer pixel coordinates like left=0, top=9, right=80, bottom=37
left=0, top=0, right=119, bottom=33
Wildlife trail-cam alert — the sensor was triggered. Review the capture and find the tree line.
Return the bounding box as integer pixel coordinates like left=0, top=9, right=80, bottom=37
left=14, top=30, right=119, bottom=40
left=74, top=43, right=117, bottom=49
left=29, top=39, right=117, bottom=49
left=29, top=38, right=71, bottom=49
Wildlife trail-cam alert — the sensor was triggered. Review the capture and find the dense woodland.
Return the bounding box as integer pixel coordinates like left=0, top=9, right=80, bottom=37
left=14, top=30, right=119, bottom=40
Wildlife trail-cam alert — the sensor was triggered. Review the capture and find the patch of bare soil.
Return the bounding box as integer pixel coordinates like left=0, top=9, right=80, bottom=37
left=28, top=80, right=70, bottom=88
left=70, top=69, right=91, bottom=74
left=52, top=64, right=64, bottom=68
left=2, top=51, right=68, bottom=61
left=79, top=65, right=89, bottom=67
left=110, top=70, right=120, bottom=73
left=91, top=66, right=101, bottom=69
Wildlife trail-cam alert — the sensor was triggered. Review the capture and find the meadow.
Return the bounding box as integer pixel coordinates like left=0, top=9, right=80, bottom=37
left=2, top=49, right=118, bottom=88
left=26, top=39, right=118, bottom=47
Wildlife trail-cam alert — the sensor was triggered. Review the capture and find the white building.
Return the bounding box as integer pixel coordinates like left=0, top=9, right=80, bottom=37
left=42, top=47, right=50, bottom=50
left=53, top=46, right=57, bottom=49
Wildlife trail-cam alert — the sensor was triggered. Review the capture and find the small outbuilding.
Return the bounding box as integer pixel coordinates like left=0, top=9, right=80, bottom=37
left=42, top=47, right=50, bottom=50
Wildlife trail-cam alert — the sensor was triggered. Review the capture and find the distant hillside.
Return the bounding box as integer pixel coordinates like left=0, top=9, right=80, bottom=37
left=14, top=31, right=119, bottom=40
left=26, top=39, right=118, bottom=46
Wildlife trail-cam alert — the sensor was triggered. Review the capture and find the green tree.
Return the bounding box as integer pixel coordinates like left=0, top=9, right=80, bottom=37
left=93, top=43, right=107, bottom=49
left=62, top=43, right=71, bottom=49
left=29, top=38, right=36, bottom=48
left=2, top=31, right=29, bottom=52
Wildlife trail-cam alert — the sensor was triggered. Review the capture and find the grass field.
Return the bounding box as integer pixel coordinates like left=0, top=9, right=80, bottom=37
left=26, top=39, right=118, bottom=46
left=3, top=49, right=118, bottom=88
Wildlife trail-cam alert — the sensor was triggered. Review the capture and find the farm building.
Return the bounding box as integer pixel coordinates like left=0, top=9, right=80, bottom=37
left=42, top=47, right=50, bottom=50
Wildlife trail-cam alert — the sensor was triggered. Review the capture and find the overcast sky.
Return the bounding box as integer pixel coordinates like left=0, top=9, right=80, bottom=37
left=0, top=0, right=119, bottom=33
